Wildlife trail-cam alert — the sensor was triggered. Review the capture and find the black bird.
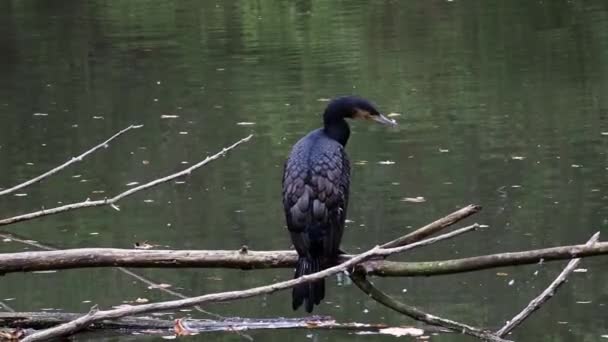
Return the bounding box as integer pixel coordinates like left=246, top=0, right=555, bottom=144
left=282, top=96, right=396, bottom=312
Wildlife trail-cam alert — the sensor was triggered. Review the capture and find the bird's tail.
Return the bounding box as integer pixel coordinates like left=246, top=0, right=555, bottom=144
left=292, top=257, right=325, bottom=313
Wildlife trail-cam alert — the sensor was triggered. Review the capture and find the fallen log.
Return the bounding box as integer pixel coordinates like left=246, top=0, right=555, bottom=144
left=0, top=312, right=448, bottom=336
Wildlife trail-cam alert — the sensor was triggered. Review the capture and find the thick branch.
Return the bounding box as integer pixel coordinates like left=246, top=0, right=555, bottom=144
left=0, top=135, right=253, bottom=226
left=2, top=239, right=608, bottom=277
left=362, top=241, right=608, bottom=276
left=0, top=125, right=141, bottom=196
left=351, top=273, right=508, bottom=342
left=21, top=224, right=477, bottom=341
left=495, top=232, right=600, bottom=337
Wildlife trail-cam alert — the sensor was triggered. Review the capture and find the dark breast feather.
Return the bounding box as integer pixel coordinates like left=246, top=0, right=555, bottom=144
left=282, top=138, right=350, bottom=259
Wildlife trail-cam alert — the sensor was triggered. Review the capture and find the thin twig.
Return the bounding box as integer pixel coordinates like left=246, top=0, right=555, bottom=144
left=0, top=134, right=253, bottom=226
left=495, top=232, right=600, bottom=337
left=381, top=204, right=481, bottom=248
left=21, top=223, right=478, bottom=341
left=351, top=273, right=508, bottom=342
left=0, top=231, right=222, bottom=319
left=0, top=125, right=142, bottom=196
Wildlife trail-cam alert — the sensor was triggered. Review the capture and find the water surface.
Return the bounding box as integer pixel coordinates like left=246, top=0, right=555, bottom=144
left=1, top=1, right=607, bottom=341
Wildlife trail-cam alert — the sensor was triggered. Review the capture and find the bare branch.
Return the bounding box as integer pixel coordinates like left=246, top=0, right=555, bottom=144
left=0, top=125, right=142, bottom=196
left=381, top=204, right=481, bottom=248
left=4, top=236, right=608, bottom=277
left=0, top=134, right=253, bottom=226
left=21, top=223, right=477, bottom=341
left=0, top=231, right=222, bottom=319
left=363, top=241, right=608, bottom=277
left=351, top=273, right=508, bottom=342
left=495, top=232, right=600, bottom=337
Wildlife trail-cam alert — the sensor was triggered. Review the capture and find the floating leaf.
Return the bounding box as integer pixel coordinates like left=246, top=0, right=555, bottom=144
left=401, top=197, right=426, bottom=203
left=379, top=327, right=424, bottom=337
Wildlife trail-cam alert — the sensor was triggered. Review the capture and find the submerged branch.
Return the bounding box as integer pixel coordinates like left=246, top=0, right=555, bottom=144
left=0, top=311, right=446, bottom=337
left=0, top=125, right=142, bottom=197
left=351, top=273, right=508, bottom=342
left=21, top=223, right=477, bottom=341
left=495, top=232, right=600, bottom=337
left=0, top=134, right=253, bottom=227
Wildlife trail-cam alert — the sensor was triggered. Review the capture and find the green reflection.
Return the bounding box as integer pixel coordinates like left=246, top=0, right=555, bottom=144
left=0, top=1, right=607, bottom=341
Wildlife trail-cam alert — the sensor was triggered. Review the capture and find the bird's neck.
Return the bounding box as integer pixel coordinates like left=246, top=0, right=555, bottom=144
left=323, top=119, right=350, bottom=146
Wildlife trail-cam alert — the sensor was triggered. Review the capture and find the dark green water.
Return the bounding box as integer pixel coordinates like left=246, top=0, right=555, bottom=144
left=1, top=1, right=607, bottom=341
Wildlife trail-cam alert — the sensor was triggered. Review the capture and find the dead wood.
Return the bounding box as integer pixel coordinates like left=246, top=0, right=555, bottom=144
left=1, top=239, right=608, bottom=278
left=351, top=273, right=508, bottom=342
left=20, top=223, right=478, bottom=341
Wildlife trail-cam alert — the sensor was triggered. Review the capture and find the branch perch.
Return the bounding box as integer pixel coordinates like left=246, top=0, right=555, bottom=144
left=0, top=125, right=142, bottom=196
left=2, top=240, right=608, bottom=276
left=21, top=222, right=478, bottom=341
left=0, top=134, right=253, bottom=226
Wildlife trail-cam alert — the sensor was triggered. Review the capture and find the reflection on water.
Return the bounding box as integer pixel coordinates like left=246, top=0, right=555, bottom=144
left=1, top=1, right=607, bottom=341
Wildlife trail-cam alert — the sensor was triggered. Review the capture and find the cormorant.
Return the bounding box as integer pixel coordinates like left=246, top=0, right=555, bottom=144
left=282, top=96, right=396, bottom=312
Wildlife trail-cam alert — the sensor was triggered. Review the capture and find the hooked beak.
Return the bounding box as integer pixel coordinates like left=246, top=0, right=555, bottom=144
left=372, top=113, right=398, bottom=126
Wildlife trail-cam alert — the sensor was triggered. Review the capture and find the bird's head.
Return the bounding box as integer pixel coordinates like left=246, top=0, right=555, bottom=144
left=323, top=96, right=397, bottom=126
